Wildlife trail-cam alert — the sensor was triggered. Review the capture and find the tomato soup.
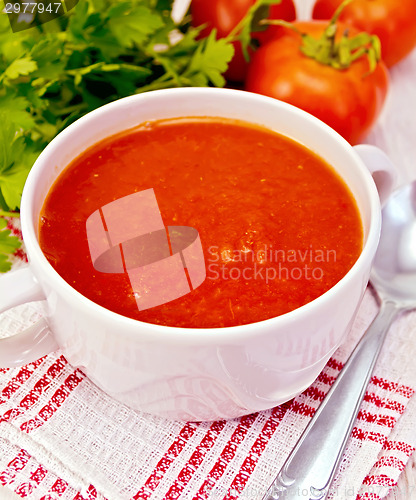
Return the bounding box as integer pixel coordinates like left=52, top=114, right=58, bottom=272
left=39, top=118, right=363, bottom=328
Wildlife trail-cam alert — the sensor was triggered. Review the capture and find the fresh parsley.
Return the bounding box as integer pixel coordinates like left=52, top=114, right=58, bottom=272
left=0, top=0, right=275, bottom=270
left=0, top=218, right=21, bottom=272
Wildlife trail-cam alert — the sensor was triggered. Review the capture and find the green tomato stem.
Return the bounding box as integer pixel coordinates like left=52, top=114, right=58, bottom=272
left=264, top=0, right=381, bottom=74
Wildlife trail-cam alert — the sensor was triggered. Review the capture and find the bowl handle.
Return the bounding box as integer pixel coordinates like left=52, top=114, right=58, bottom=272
left=0, top=267, right=58, bottom=368
left=353, top=144, right=398, bottom=206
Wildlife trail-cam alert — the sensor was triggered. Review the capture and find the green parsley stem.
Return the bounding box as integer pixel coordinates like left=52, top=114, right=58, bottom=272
left=135, top=78, right=179, bottom=94
left=53, top=103, right=89, bottom=117
left=226, top=0, right=277, bottom=41
left=0, top=211, right=20, bottom=218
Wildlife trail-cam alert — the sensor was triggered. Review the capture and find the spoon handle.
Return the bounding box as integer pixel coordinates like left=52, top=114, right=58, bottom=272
left=262, top=299, right=400, bottom=500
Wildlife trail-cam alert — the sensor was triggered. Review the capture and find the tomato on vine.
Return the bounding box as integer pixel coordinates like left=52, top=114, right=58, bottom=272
left=245, top=4, right=389, bottom=144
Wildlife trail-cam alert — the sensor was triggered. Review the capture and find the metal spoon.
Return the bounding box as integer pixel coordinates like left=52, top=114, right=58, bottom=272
left=263, top=181, right=416, bottom=500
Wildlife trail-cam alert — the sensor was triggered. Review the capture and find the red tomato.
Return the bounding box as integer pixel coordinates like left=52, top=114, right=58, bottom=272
left=190, top=0, right=296, bottom=82
left=312, top=0, right=416, bottom=67
left=245, top=22, right=389, bottom=144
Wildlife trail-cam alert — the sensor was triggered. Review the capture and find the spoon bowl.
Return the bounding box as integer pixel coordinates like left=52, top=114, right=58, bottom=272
left=371, top=181, right=416, bottom=305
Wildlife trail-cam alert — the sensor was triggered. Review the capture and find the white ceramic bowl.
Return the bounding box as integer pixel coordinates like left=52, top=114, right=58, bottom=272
left=0, top=88, right=396, bottom=421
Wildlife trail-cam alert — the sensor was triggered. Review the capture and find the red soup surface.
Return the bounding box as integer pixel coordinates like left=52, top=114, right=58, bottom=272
left=39, top=118, right=363, bottom=328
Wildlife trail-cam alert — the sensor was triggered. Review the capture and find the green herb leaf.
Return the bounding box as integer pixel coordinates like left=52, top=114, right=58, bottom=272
left=236, top=0, right=280, bottom=60
left=0, top=92, right=35, bottom=129
left=67, top=0, right=90, bottom=40
left=0, top=165, right=30, bottom=210
left=107, top=4, right=164, bottom=47
left=3, top=56, right=38, bottom=80
left=0, top=218, right=21, bottom=273
left=184, top=30, right=234, bottom=87
left=0, top=118, right=38, bottom=211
